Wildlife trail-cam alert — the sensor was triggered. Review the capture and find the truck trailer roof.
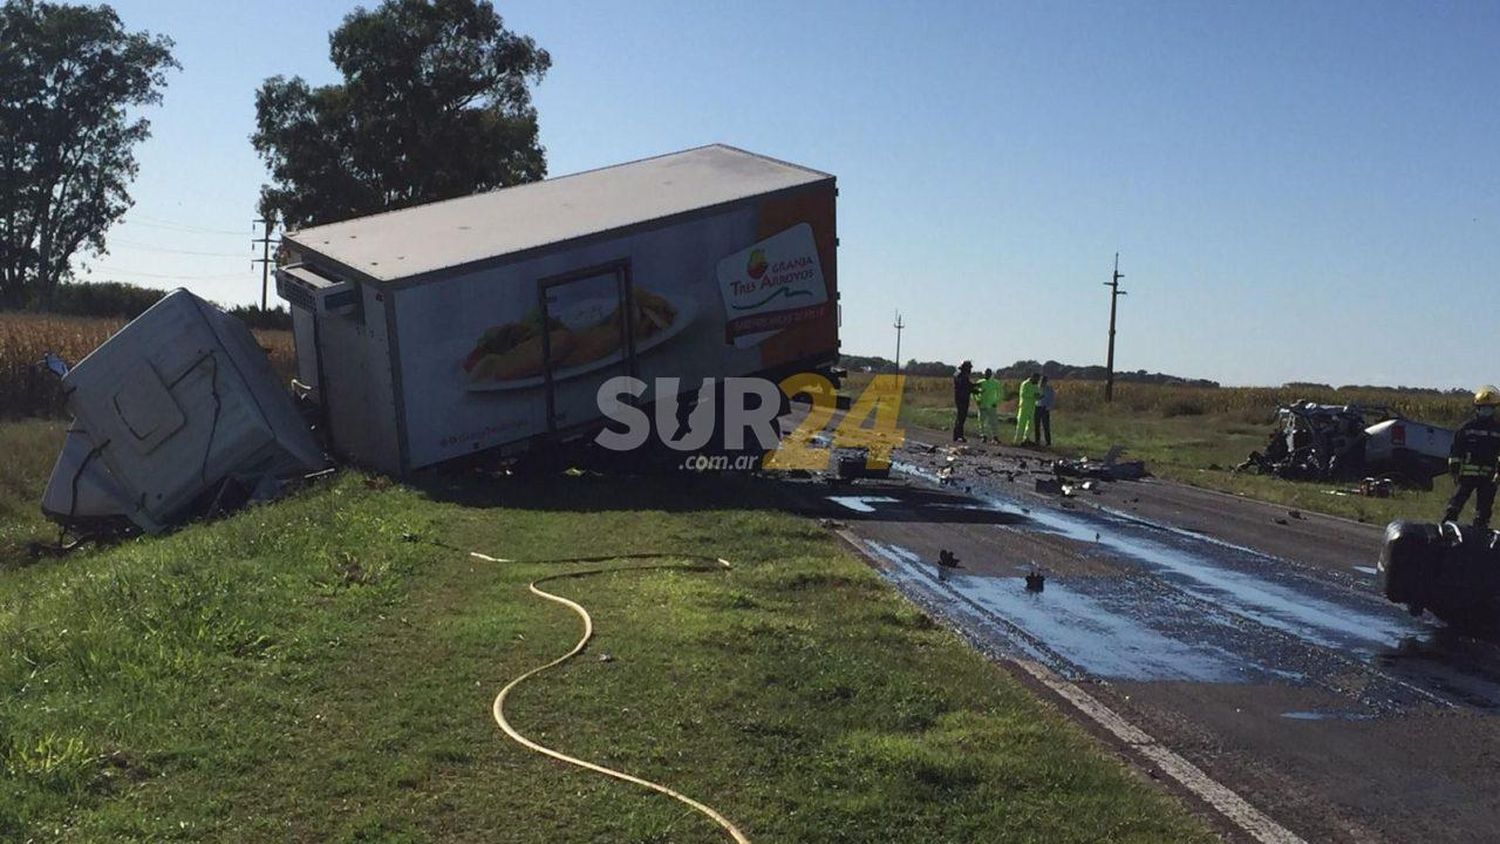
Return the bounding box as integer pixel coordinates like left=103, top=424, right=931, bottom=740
left=284, top=144, right=833, bottom=284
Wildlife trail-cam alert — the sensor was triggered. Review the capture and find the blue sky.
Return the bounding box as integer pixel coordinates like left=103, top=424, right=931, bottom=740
left=79, top=1, right=1499, bottom=387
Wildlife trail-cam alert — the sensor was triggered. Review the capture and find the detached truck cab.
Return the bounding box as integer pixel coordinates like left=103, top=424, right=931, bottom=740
left=276, top=144, right=839, bottom=475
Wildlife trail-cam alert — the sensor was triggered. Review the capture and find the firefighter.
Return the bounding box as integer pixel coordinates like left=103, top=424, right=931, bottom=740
left=1443, top=385, right=1500, bottom=529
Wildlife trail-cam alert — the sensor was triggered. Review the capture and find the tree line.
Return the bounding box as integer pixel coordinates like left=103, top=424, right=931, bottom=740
left=840, top=354, right=1222, bottom=388
left=1, top=0, right=550, bottom=309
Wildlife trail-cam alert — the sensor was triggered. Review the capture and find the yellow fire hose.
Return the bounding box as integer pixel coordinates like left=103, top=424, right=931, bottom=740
left=473, top=550, right=752, bottom=844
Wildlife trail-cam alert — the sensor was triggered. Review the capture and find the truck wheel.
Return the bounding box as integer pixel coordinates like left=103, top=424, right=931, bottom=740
left=1430, top=602, right=1498, bottom=635
left=1378, top=520, right=1438, bottom=606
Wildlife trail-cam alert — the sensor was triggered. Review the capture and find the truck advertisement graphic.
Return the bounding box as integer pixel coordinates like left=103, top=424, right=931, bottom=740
left=717, top=223, right=830, bottom=346
left=278, top=146, right=839, bottom=474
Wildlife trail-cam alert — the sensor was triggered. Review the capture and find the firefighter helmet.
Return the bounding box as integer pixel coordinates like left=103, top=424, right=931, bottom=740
left=1474, top=386, right=1500, bottom=407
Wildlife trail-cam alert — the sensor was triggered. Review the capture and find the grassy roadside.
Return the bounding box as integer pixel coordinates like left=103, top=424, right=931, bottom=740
left=871, top=375, right=1450, bottom=525
left=0, top=424, right=1212, bottom=841
left=0, top=419, right=66, bottom=560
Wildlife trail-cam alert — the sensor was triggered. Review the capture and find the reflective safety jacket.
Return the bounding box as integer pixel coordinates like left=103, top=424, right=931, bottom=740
left=1450, top=415, right=1500, bottom=477
left=1017, top=378, right=1040, bottom=409
left=976, top=378, right=1004, bottom=408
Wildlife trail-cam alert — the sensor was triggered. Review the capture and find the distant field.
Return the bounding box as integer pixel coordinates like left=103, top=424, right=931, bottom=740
left=864, top=373, right=1472, bottom=429
left=848, top=373, right=1468, bottom=524
left=0, top=312, right=294, bottom=418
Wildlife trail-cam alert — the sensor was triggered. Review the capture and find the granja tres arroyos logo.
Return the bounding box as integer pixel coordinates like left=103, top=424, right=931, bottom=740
left=727, top=251, right=816, bottom=308
left=593, top=373, right=906, bottom=472
left=716, top=224, right=830, bottom=343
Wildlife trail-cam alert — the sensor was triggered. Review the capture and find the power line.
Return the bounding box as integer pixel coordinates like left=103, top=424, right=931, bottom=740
left=86, top=265, right=250, bottom=281
left=252, top=218, right=280, bottom=310
left=109, top=237, right=247, bottom=257
left=127, top=213, right=249, bottom=235
left=124, top=219, right=247, bottom=237
left=1104, top=253, right=1127, bottom=403
left=893, top=311, right=905, bottom=372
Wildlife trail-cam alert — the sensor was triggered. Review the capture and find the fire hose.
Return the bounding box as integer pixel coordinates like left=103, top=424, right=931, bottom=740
left=466, top=549, right=752, bottom=844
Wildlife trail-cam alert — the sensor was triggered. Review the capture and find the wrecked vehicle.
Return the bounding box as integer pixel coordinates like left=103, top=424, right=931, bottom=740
left=41, top=290, right=326, bottom=536
left=1236, top=401, right=1453, bottom=490
left=275, top=144, right=840, bottom=475
left=1380, top=521, right=1500, bottom=630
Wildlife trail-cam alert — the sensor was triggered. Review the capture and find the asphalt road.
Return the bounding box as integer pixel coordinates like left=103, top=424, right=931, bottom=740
left=782, top=434, right=1500, bottom=843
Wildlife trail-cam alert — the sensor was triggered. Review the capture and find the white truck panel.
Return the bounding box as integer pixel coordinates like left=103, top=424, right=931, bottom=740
left=60, top=290, right=324, bottom=530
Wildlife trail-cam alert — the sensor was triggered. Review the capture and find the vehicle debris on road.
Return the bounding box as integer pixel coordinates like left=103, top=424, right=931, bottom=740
left=1236, top=401, right=1452, bottom=490
left=936, top=548, right=962, bottom=581
left=1052, top=445, right=1149, bottom=482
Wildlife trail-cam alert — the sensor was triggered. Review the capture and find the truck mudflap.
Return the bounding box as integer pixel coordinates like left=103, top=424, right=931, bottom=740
left=1379, top=520, right=1500, bottom=630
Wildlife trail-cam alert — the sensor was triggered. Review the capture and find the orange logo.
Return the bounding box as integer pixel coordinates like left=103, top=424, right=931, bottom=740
left=747, top=248, right=768, bottom=280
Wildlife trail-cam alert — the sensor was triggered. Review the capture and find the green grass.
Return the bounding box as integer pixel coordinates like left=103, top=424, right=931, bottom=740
left=874, top=375, right=1452, bottom=525
left=0, top=419, right=66, bottom=561
left=0, top=422, right=1211, bottom=842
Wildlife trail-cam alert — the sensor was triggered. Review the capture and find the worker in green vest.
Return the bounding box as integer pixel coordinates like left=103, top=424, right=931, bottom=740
left=1014, top=372, right=1040, bottom=444
left=975, top=369, right=1005, bottom=442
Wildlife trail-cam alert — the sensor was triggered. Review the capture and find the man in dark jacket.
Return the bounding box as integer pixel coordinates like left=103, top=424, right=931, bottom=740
left=1443, top=385, right=1500, bottom=528
left=952, top=361, right=975, bottom=442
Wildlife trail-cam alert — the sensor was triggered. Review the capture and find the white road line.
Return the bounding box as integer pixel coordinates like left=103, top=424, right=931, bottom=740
left=836, top=528, right=1307, bottom=844
left=1013, top=658, right=1306, bottom=844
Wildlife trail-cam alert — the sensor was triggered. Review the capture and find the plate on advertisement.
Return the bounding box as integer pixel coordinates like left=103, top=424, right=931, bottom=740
left=461, top=289, right=697, bottom=392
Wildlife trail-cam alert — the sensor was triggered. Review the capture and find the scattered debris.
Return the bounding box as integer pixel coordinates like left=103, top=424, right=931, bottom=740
left=1034, top=477, right=1065, bottom=495
left=598, top=652, right=615, bottom=663
left=936, top=548, right=962, bottom=582
left=834, top=449, right=889, bottom=481
left=1235, top=401, right=1452, bottom=490
left=1289, top=510, right=1304, bottom=520
left=1052, top=446, right=1149, bottom=482
left=1025, top=570, right=1046, bottom=592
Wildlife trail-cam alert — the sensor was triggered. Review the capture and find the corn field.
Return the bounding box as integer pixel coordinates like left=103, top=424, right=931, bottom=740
left=0, top=313, right=295, bottom=419
left=848, top=373, right=1474, bottom=429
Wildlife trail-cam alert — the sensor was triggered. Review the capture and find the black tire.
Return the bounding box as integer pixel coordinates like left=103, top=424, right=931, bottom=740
left=1379, top=520, right=1439, bottom=606
left=1430, top=601, right=1500, bottom=634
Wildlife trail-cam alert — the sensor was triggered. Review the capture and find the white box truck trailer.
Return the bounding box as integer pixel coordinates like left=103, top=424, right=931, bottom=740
left=277, top=144, right=840, bottom=475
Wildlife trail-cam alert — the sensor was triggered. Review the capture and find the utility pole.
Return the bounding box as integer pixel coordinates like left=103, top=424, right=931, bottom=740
left=1104, top=253, right=1127, bottom=403
left=251, top=217, right=279, bottom=310
left=893, top=311, right=905, bottom=373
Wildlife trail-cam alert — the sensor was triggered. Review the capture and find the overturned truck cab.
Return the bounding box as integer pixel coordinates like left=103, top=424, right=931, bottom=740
left=1379, top=520, right=1500, bottom=630
left=40, top=290, right=326, bottom=536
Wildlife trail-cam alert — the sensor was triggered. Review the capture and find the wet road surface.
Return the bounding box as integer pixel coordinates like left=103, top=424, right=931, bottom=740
left=790, top=438, right=1500, bottom=842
